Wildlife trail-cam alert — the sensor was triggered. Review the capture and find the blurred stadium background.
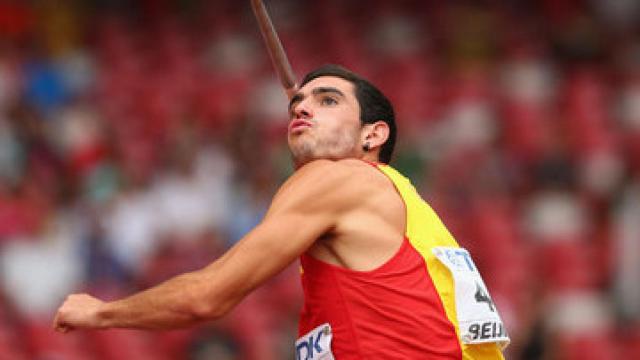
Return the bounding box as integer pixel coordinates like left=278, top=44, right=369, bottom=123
left=0, top=0, right=639, bottom=359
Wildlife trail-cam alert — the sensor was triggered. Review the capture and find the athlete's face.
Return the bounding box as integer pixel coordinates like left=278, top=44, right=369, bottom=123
left=287, top=76, right=362, bottom=168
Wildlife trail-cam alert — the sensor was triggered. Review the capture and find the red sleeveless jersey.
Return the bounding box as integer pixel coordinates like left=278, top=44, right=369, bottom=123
left=299, top=237, right=462, bottom=359
left=297, top=163, right=505, bottom=359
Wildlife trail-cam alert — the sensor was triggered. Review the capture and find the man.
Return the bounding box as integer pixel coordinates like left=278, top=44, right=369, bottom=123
left=54, top=65, right=509, bottom=359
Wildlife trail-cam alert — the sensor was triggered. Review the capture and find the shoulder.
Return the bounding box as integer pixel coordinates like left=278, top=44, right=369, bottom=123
left=269, top=159, right=383, bottom=214
left=287, top=159, right=381, bottom=194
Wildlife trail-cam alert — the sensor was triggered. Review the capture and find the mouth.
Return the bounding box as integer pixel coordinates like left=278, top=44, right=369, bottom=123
left=289, top=119, right=312, bottom=133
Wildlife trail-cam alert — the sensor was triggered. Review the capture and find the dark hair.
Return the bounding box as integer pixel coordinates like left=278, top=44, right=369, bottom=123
left=300, top=64, right=396, bottom=164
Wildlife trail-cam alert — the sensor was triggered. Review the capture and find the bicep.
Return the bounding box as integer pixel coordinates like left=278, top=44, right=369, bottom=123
left=199, top=209, right=332, bottom=306
left=198, top=161, right=360, bottom=311
left=234, top=213, right=329, bottom=285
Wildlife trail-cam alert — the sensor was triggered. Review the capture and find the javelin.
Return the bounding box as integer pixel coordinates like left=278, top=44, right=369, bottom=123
left=251, top=0, right=298, bottom=99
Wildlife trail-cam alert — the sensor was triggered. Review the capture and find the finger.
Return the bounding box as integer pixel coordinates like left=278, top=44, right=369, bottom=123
left=53, top=308, right=72, bottom=333
left=53, top=316, right=64, bottom=332
left=52, top=311, right=61, bottom=329
left=59, top=325, right=72, bottom=333
left=53, top=315, right=73, bottom=334
left=55, top=324, right=72, bottom=333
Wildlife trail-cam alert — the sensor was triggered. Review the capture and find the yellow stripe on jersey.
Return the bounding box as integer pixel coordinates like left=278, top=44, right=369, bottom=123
left=377, top=164, right=505, bottom=360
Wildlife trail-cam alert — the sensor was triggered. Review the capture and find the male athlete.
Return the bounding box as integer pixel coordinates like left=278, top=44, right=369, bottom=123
left=54, top=65, right=509, bottom=359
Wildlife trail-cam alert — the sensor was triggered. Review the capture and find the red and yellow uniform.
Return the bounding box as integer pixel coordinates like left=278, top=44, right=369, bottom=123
left=297, top=163, right=507, bottom=359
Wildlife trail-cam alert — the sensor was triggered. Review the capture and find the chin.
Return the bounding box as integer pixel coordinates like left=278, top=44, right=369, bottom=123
left=289, top=142, right=315, bottom=162
left=289, top=143, right=354, bottom=168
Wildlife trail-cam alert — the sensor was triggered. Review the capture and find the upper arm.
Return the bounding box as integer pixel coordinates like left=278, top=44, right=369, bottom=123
left=196, top=160, right=361, bottom=314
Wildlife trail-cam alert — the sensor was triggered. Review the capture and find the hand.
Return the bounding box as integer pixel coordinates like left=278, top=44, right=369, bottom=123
left=53, top=294, right=107, bottom=333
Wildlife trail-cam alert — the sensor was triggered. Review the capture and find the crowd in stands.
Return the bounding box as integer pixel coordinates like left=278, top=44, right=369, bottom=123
left=0, top=0, right=639, bottom=359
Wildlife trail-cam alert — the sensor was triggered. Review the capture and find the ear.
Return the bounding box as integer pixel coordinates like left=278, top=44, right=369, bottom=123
left=361, top=121, right=390, bottom=151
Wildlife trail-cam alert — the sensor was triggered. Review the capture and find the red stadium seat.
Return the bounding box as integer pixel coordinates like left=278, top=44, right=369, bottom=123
left=22, top=318, right=93, bottom=360
left=557, top=333, right=620, bottom=360
left=538, top=240, right=600, bottom=291
left=89, top=329, right=171, bottom=360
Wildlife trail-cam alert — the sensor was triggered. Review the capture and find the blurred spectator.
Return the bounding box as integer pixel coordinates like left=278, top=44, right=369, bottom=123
left=613, top=180, right=640, bottom=322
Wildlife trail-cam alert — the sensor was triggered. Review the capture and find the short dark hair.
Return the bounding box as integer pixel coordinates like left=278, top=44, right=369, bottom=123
left=300, top=64, right=396, bottom=164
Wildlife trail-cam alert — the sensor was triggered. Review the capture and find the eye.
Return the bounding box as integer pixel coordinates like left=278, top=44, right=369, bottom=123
left=320, top=97, right=338, bottom=106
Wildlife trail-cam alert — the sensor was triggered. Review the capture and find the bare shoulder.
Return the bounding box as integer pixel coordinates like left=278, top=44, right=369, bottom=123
left=292, top=160, right=405, bottom=269
left=328, top=159, right=394, bottom=189
left=269, top=159, right=386, bottom=215
left=285, top=159, right=384, bottom=194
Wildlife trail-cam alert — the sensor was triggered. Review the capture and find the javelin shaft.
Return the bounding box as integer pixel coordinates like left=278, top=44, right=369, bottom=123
left=251, top=0, right=298, bottom=97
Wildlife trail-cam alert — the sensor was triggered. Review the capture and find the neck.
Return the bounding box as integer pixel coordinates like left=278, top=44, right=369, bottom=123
left=292, top=153, right=380, bottom=170
left=361, top=152, right=379, bottom=164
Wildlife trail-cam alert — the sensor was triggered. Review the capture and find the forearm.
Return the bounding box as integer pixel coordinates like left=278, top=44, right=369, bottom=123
left=55, top=200, right=327, bottom=333
left=92, top=224, right=296, bottom=330
left=97, top=271, right=224, bottom=330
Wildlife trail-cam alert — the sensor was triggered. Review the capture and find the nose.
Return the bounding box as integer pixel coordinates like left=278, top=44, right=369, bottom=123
left=292, top=99, right=313, bottom=119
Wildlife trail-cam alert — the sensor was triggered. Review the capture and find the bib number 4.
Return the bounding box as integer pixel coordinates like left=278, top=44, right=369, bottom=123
left=433, top=247, right=510, bottom=349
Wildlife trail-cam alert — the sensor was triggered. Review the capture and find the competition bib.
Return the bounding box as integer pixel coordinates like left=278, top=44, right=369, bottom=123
left=433, top=247, right=510, bottom=349
left=295, top=323, right=334, bottom=360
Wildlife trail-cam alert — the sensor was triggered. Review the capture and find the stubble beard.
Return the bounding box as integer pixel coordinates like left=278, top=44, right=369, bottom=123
left=290, top=132, right=359, bottom=168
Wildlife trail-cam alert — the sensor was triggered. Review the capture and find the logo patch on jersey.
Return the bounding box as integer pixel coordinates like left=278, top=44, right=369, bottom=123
left=296, top=323, right=334, bottom=360
left=433, top=247, right=510, bottom=349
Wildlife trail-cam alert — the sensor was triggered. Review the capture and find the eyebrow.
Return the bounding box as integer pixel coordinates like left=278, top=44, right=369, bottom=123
left=288, top=86, right=347, bottom=111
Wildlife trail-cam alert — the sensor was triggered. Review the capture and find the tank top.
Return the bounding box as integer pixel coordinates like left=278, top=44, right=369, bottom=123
left=297, top=163, right=506, bottom=359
